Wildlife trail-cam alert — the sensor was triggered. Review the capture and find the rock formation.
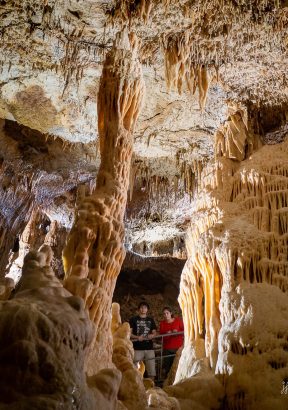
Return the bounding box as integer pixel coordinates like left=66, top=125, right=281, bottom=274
left=0, top=245, right=122, bottom=409
left=0, top=0, right=288, bottom=409
left=111, top=302, right=148, bottom=409
left=176, top=110, right=288, bottom=408
left=62, top=31, right=144, bottom=373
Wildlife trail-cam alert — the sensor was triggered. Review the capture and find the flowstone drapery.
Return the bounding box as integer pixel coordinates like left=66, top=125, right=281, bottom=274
left=62, top=32, right=144, bottom=373
left=176, top=107, right=288, bottom=408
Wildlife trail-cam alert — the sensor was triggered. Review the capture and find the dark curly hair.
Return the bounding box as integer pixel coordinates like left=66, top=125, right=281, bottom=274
left=138, top=301, right=150, bottom=310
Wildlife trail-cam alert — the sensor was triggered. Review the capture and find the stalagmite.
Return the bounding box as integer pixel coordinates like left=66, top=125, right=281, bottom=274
left=111, top=302, right=148, bottom=409
left=5, top=210, right=46, bottom=284
left=0, top=160, right=34, bottom=277
left=62, top=31, right=144, bottom=373
left=0, top=245, right=122, bottom=409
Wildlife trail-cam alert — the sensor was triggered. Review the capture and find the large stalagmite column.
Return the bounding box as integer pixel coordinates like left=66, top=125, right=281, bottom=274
left=62, top=31, right=144, bottom=373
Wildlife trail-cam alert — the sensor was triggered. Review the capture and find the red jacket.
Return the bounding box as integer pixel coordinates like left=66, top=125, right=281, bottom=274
left=159, top=317, right=184, bottom=350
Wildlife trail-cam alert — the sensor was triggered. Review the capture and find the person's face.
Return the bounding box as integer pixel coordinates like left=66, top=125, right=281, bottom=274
left=163, top=309, right=172, bottom=321
left=139, top=305, right=148, bottom=316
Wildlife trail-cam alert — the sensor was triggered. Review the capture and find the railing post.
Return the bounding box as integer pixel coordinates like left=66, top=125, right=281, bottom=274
left=131, top=331, right=184, bottom=383
left=160, top=335, right=163, bottom=380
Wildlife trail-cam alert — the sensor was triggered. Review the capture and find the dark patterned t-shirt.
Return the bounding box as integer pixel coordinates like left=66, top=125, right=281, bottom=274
left=129, top=316, right=156, bottom=350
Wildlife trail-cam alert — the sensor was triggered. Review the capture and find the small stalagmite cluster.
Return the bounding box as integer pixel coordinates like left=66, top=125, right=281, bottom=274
left=111, top=303, right=148, bottom=409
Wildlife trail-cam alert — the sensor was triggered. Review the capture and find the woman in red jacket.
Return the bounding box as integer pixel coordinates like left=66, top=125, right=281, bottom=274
left=159, top=306, right=184, bottom=376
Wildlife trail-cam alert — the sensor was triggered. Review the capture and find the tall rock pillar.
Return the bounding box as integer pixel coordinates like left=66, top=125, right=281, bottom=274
left=63, top=32, right=144, bottom=373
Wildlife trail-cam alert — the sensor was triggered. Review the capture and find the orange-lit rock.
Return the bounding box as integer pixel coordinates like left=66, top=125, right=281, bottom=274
left=63, top=31, right=144, bottom=373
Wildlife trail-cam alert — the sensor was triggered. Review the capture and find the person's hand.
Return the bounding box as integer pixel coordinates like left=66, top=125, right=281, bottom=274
left=147, top=334, right=154, bottom=340
left=167, top=330, right=172, bottom=334
left=172, top=329, right=177, bottom=333
left=138, top=335, right=144, bottom=341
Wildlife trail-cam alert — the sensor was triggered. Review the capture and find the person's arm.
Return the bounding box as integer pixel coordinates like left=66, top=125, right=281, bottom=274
left=131, top=332, right=144, bottom=341
left=147, top=318, right=157, bottom=340
left=147, top=331, right=156, bottom=339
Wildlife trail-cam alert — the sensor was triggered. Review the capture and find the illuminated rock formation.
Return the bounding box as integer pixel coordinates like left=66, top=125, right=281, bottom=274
left=0, top=145, right=34, bottom=276
left=177, top=108, right=288, bottom=407
left=0, top=245, right=122, bottom=409
left=63, top=31, right=144, bottom=373
left=111, top=302, right=148, bottom=409
left=0, top=119, right=97, bottom=279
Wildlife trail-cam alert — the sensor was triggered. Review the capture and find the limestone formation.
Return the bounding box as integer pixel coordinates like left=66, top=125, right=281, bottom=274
left=112, top=302, right=148, bottom=409
left=0, top=245, right=122, bottom=409
left=176, top=112, right=288, bottom=408
left=62, top=31, right=144, bottom=373
left=0, top=119, right=97, bottom=279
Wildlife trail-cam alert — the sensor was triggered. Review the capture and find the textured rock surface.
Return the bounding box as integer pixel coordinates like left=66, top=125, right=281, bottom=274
left=63, top=30, right=144, bottom=374
left=112, top=303, right=148, bottom=410
left=177, top=117, right=288, bottom=408
left=0, top=118, right=97, bottom=278
left=0, top=245, right=122, bottom=409
left=1, top=0, right=287, bottom=259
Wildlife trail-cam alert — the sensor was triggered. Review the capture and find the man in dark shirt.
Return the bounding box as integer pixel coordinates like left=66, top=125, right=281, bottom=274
left=129, top=302, right=157, bottom=379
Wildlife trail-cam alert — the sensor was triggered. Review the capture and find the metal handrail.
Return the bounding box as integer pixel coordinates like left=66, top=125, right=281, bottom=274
left=153, top=331, right=184, bottom=338
left=132, top=331, right=184, bottom=381
left=155, top=331, right=183, bottom=380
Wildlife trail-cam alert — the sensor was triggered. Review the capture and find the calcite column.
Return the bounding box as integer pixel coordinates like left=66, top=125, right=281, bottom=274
left=176, top=105, right=255, bottom=381
left=63, top=32, right=144, bottom=373
left=44, top=220, right=67, bottom=279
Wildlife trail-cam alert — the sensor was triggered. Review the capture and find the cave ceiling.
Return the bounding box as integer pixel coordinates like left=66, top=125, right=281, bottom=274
left=0, top=0, right=287, bottom=258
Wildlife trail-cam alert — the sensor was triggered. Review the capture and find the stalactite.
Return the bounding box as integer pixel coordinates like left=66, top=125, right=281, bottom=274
left=215, top=103, right=261, bottom=161
left=162, top=30, right=218, bottom=110
left=62, top=30, right=144, bottom=374
left=177, top=151, right=206, bottom=198
left=110, top=0, right=154, bottom=25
